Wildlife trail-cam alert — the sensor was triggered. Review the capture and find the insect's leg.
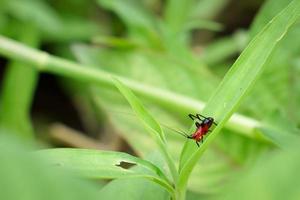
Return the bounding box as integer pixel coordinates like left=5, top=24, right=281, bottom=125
left=213, top=121, right=218, bottom=125
left=188, top=114, right=197, bottom=121
left=196, top=141, right=200, bottom=147
left=195, top=122, right=201, bottom=128
left=187, top=135, right=193, bottom=139
left=195, top=114, right=207, bottom=120
left=189, top=114, right=204, bottom=121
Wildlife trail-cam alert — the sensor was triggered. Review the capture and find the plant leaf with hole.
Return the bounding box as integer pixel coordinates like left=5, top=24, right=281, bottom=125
left=178, top=0, right=300, bottom=190
left=36, top=148, right=173, bottom=194
left=70, top=41, right=270, bottom=193
left=98, top=152, right=170, bottom=200
left=112, top=78, right=178, bottom=184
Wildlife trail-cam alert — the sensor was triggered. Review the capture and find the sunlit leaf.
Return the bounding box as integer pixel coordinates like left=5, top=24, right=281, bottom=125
left=219, top=143, right=300, bottom=200
left=178, top=0, right=300, bottom=191
left=0, top=135, right=100, bottom=200
left=37, top=148, right=173, bottom=193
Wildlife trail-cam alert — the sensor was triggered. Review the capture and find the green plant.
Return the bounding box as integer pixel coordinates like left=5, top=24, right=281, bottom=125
left=0, top=0, right=300, bottom=200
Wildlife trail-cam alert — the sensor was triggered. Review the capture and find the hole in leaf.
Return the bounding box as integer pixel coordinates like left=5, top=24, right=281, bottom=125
left=115, top=161, right=136, bottom=169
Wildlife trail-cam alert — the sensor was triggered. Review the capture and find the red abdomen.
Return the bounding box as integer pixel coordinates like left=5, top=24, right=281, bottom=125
left=192, top=125, right=209, bottom=142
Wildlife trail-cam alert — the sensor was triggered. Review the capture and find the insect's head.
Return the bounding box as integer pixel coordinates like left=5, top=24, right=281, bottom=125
left=203, top=117, right=214, bottom=127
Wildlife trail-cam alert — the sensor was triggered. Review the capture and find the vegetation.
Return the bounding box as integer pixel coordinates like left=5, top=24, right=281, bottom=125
left=0, top=0, right=300, bottom=199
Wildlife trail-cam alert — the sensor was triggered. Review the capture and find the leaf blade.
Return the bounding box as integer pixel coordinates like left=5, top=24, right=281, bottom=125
left=112, top=78, right=178, bottom=184
left=37, top=148, right=174, bottom=193
left=112, top=78, right=165, bottom=142
left=178, top=0, right=300, bottom=191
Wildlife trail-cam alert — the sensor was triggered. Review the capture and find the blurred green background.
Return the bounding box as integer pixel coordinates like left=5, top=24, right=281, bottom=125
left=0, top=0, right=300, bottom=199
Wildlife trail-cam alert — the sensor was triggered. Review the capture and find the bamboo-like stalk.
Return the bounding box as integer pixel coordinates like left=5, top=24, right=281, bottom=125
left=0, top=35, right=262, bottom=140
left=0, top=27, right=40, bottom=139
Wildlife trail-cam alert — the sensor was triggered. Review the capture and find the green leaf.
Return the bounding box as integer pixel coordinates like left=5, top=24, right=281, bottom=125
left=100, top=178, right=169, bottom=200
left=246, top=0, right=300, bottom=124
left=218, top=143, right=300, bottom=200
left=36, top=148, right=173, bottom=194
left=90, top=88, right=257, bottom=194
left=70, top=40, right=273, bottom=194
left=98, top=152, right=170, bottom=200
left=184, top=19, right=223, bottom=32
left=164, top=0, right=228, bottom=44
left=96, top=0, right=161, bottom=47
left=97, top=0, right=156, bottom=30
left=112, top=78, right=165, bottom=143
left=6, top=0, right=61, bottom=34
left=44, top=18, right=101, bottom=42
left=112, top=78, right=178, bottom=184
left=0, top=25, right=39, bottom=139
left=0, top=134, right=100, bottom=200
left=189, top=0, right=229, bottom=20
left=178, top=0, right=300, bottom=194
left=164, top=0, right=194, bottom=33
left=259, top=112, right=300, bottom=149
left=250, top=0, right=293, bottom=37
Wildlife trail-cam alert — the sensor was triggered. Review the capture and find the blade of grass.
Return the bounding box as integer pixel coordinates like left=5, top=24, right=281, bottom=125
left=250, top=0, right=293, bottom=37
left=177, top=1, right=300, bottom=199
left=189, top=0, right=229, bottom=19
left=164, top=0, right=193, bottom=33
left=112, top=78, right=165, bottom=142
left=6, top=0, right=61, bottom=34
left=96, top=0, right=161, bottom=48
left=112, top=78, right=178, bottom=184
left=184, top=19, right=223, bottom=32
left=0, top=25, right=39, bottom=139
left=36, top=148, right=174, bottom=195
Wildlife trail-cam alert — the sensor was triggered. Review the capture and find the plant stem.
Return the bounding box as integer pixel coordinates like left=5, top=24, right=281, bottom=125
left=176, top=185, right=186, bottom=200
left=0, top=27, right=39, bottom=139
left=0, top=35, right=263, bottom=140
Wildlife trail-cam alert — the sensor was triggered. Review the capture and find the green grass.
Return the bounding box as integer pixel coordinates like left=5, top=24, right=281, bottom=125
left=0, top=25, right=39, bottom=139
left=0, top=0, right=300, bottom=199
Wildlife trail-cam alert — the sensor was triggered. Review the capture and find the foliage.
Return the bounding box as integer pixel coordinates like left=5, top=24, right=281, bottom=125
left=0, top=0, right=300, bottom=200
left=0, top=134, right=101, bottom=200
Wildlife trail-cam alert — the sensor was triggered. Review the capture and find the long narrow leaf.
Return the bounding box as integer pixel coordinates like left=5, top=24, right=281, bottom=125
left=178, top=0, right=300, bottom=195
left=113, top=78, right=165, bottom=143
left=0, top=25, right=39, bottom=139
left=112, top=78, right=178, bottom=183
left=36, top=148, right=174, bottom=194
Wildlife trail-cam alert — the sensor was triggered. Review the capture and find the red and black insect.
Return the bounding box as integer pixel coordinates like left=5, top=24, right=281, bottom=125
left=171, top=114, right=217, bottom=147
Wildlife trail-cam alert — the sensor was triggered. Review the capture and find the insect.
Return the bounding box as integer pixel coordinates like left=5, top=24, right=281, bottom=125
left=107, top=109, right=217, bottom=147
left=170, top=114, right=217, bottom=147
